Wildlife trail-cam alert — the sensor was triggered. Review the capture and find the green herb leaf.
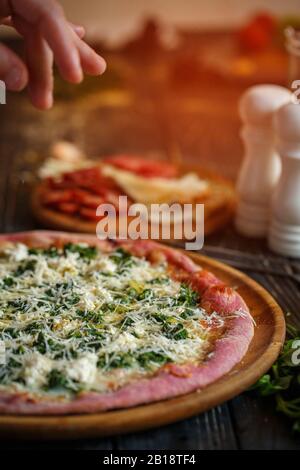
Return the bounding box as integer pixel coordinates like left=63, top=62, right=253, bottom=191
left=63, top=243, right=97, bottom=260
left=251, top=325, right=300, bottom=433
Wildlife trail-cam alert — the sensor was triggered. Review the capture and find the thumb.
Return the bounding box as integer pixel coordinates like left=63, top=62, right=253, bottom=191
left=0, top=43, right=28, bottom=91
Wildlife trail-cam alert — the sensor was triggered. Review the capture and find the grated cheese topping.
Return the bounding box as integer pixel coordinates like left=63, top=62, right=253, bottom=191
left=0, top=243, right=224, bottom=397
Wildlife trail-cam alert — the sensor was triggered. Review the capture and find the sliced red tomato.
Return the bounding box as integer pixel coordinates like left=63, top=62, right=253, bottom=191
left=71, top=188, right=91, bottom=202
left=90, top=183, right=121, bottom=197
left=42, top=190, right=73, bottom=205
left=63, top=167, right=102, bottom=187
left=80, top=193, right=105, bottom=209
left=103, top=155, right=178, bottom=179
left=57, top=202, right=79, bottom=214
left=79, top=207, right=101, bottom=221
left=61, top=167, right=120, bottom=194
left=71, top=188, right=106, bottom=208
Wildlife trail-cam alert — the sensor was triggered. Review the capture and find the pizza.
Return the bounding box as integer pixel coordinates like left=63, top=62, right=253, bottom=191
left=32, top=154, right=236, bottom=236
left=0, top=231, right=254, bottom=415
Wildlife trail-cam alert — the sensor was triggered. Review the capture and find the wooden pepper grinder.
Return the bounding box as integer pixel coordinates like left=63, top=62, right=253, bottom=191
left=235, top=85, right=291, bottom=237
left=269, top=102, right=300, bottom=258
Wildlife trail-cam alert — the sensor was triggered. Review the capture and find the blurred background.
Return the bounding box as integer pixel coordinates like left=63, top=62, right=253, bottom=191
left=56, top=0, right=300, bottom=46
left=0, top=0, right=300, bottom=234
left=2, top=0, right=299, bottom=44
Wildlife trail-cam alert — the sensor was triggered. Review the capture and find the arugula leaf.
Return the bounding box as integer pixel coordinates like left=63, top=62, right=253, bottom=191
left=2, top=277, right=15, bottom=288
left=28, top=247, right=59, bottom=258
left=109, top=248, right=136, bottom=271
left=176, top=284, right=199, bottom=307
left=63, top=243, right=97, bottom=260
left=14, top=259, right=36, bottom=276
left=47, top=369, right=68, bottom=389
left=137, top=351, right=170, bottom=369
left=251, top=325, right=300, bottom=433
left=97, top=352, right=135, bottom=369
left=46, top=369, right=81, bottom=393
left=7, top=299, right=31, bottom=313
left=152, top=313, right=188, bottom=341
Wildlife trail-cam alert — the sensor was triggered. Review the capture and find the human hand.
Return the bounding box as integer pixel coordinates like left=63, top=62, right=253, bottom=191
left=0, top=0, right=106, bottom=109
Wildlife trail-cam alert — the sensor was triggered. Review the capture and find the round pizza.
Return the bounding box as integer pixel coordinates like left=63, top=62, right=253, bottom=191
left=32, top=154, right=236, bottom=236
left=0, top=231, right=254, bottom=415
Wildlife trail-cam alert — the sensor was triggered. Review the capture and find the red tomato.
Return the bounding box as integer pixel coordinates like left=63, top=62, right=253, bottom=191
left=63, top=167, right=102, bottom=187
left=80, top=193, right=105, bottom=209
left=90, top=183, right=121, bottom=197
left=57, top=202, right=79, bottom=214
left=48, top=180, right=74, bottom=190
left=72, top=188, right=107, bottom=208
left=42, top=190, right=73, bottom=205
left=62, top=167, right=121, bottom=195
left=72, top=188, right=92, bottom=202
left=103, top=155, right=178, bottom=179
left=79, top=207, right=101, bottom=221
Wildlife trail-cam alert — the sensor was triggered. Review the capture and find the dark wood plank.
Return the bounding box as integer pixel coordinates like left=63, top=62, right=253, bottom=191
left=0, top=437, right=114, bottom=450
left=230, top=395, right=300, bottom=450
left=115, top=404, right=238, bottom=450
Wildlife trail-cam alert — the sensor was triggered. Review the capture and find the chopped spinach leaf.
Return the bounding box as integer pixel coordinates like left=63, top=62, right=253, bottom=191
left=63, top=243, right=97, bottom=260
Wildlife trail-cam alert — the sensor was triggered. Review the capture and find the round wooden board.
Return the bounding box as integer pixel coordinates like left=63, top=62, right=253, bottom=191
left=31, top=165, right=236, bottom=237
left=0, top=251, right=285, bottom=440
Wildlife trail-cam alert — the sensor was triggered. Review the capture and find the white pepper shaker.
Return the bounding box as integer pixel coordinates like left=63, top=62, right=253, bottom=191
left=235, top=85, right=292, bottom=237
left=269, top=102, right=300, bottom=258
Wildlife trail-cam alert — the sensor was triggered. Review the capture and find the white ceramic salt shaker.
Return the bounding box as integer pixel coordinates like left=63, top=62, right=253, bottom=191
left=235, top=85, right=292, bottom=237
left=269, top=102, right=300, bottom=258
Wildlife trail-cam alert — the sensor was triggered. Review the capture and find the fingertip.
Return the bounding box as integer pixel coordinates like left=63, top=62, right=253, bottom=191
left=72, top=25, right=85, bottom=39
left=65, top=68, right=83, bottom=84
left=59, top=50, right=83, bottom=84
left=28, top=88, right=53, bottom=111
left=42, top=92, right=53, bottom=110
left=4, top=65, right=28, bottom=91
left=98, top=56, right=107, bottom=75
left=82, top=55, right=107, bottom=77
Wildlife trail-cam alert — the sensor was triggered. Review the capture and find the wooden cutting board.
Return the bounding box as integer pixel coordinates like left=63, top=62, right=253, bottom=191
left=0, top=251, right=285, bottom=440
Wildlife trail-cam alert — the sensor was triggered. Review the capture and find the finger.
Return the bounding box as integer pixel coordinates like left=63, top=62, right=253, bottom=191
left=12, top=15, right=53, bottom=109
left=70, top=23, right=85, bottom=39
left=37, top=5, right=83, bottom=83
left=0, top=42, right=28, bottom=91
left=11, top=0, right=83, bottom=83
left=24, top=32, right=54, bottom=110
left=73, top=32, right=106, bottom=76
left=4, top=16, right=85, bottom=39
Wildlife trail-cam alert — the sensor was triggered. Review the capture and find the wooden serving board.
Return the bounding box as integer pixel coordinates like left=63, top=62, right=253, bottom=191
left=31, top=165, right=236, bottom=238
left=0, top=251, right=285, bottom=440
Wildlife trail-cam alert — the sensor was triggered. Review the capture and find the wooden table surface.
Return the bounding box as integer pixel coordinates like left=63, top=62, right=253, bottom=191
left=0, top=37, right=299, bottom=450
